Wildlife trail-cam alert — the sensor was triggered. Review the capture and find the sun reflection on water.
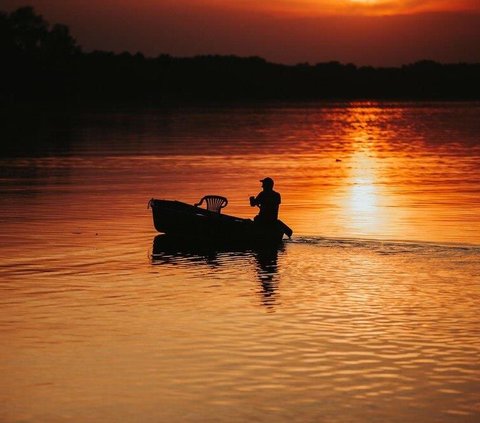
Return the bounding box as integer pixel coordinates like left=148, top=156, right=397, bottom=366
left=340, top=105, right=389, bottom=236
left=350, top=181, right=377, bottom=213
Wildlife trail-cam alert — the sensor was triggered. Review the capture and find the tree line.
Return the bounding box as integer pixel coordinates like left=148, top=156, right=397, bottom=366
left=1, top=6, right=480, bottom=105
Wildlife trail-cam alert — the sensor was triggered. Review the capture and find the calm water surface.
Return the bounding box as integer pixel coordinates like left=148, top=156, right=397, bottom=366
left=0, top=103, right=479, bottom=422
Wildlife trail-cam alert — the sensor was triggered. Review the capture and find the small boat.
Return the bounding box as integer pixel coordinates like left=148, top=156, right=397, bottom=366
left=148, top=197, right=292, bottom=245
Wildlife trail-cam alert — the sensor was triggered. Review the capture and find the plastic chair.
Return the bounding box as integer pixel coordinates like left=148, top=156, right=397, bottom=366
left=194, top=195, right=228, bottom=213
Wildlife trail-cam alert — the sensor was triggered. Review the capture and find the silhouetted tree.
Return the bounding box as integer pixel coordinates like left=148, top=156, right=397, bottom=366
left=44, top=23, right=80, bottom=59
left=9, top=6, right=48, bottom=55
left=0, top=6, right=79, bottom=60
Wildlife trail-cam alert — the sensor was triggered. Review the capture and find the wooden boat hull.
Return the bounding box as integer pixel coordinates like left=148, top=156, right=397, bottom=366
left=149, top=199, right=290, bottom=245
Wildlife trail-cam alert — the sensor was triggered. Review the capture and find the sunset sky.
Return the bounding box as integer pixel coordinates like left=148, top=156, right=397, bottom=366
left=2, top=0, right=480, bottom=65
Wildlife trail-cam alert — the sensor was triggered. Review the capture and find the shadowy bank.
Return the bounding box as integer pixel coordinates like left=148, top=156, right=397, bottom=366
left=1, top=6, right=480, bottom=107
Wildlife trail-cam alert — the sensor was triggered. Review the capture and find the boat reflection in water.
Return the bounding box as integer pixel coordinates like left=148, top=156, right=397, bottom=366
left=254, top=247, right=280, bottom=308
left=151, top=234, right=283, bottom=308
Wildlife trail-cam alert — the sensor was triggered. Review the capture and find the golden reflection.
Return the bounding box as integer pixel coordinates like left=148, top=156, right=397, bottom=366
left=351, top=181, right=377, bottom=214
left=341, top=105, right=388, bottom=237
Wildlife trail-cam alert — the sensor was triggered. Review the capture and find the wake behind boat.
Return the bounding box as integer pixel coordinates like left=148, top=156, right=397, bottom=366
left=148, top=197, right=293, bottom=245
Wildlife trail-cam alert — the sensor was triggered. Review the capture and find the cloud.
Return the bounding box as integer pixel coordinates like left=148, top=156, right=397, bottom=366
left=342, top=0, right=480, bottom=15
left=203, top=0, right=480, bottom=16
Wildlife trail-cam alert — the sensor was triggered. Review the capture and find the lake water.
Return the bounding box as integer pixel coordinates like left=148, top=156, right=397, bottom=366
left=0, top=102, right=479, bottom=422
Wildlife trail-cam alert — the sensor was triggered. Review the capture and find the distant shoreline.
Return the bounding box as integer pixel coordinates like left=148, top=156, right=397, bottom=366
left=3, top=54, right=480, bottom=106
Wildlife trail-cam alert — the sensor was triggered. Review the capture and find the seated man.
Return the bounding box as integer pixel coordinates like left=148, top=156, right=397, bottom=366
left=250, top=177, right=281, bottom=223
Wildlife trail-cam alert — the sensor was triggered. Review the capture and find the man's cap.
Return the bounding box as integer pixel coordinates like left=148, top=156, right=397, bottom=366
left=260, top=177, right=274, bottom=185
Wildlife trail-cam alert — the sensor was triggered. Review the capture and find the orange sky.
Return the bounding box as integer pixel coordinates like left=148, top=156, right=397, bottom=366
left=2, top=0, right=480, bottom=65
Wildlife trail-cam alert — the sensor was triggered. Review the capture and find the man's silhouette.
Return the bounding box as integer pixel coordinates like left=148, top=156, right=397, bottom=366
left=250, top=177, right=281, bottom=223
